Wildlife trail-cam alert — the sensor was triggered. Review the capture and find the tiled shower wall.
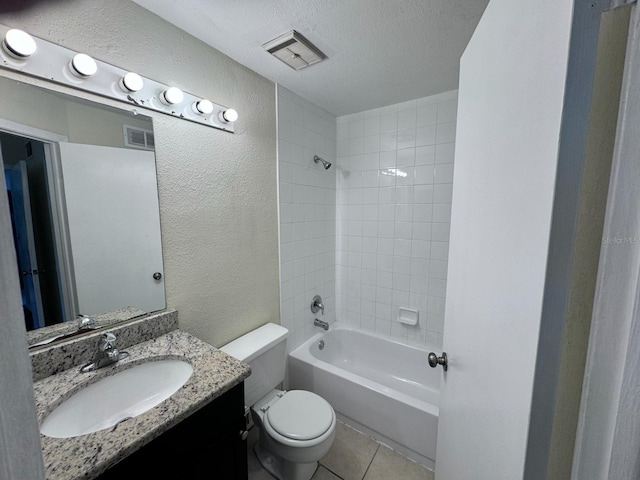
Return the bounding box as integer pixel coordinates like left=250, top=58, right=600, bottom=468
left=335, top=90, right=458, bottom=348
left=277, top=86, right=337, bottom=350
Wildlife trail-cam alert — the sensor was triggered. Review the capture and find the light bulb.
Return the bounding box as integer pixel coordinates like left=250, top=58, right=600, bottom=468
left=193, top=99, right=214, bottom=115
left=161, top=87, right=184, bottom=105
left=2, top=29, right=37, bottom=58
left=219, top=108, right=238, bottom=123
left=119, top=72, right=144, bottom=93
left=70, top=53, right=97, bottom=77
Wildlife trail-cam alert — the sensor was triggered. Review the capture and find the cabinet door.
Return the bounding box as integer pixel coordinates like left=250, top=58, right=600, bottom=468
left=187, top=421, right=248, bottom=479
left=98, top=383, right=247, bottom=479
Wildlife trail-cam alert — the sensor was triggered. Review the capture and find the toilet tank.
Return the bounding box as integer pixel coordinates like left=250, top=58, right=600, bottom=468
left=220, top=323, right=288, bottom=407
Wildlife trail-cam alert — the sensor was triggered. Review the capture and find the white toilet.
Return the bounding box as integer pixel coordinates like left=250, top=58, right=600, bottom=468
left=221, top=323, right=336, bottom=480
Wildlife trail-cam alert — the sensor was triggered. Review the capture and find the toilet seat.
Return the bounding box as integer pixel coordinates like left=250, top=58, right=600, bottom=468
left=262, top=390, right=336, bottom=448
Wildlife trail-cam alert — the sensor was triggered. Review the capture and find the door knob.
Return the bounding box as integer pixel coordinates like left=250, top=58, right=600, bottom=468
left=428, top=352, right=448, bottom=371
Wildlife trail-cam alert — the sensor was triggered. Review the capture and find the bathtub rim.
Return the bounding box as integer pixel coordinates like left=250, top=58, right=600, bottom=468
left=288, top=324, right=441, bottom=417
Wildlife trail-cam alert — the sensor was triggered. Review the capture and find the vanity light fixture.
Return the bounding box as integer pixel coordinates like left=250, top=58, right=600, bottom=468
left=193, top=99, right=214, bottom=115
left=0, top=24, right=236, bottom=132
left=160, top=87, right=184, bottom=105
left=119, top=72, right=144, bottom=93
left=219, top=108, right=238, bottom=123
left=70, top=53, right=98, bottom=77
left=2, top=29, right=37, bottom=58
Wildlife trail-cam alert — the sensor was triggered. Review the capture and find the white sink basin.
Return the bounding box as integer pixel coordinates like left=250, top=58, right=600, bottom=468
left=40, top=359, right=193, bottom=438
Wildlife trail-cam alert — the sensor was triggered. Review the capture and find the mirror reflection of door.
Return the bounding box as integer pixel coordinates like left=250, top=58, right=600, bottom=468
left=1, top=132, right=64, bottom=330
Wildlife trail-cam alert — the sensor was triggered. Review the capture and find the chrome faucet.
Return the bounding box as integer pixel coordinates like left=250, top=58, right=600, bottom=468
left=80, top=332, right=129, bottom=373
left=310, top=295, right=325, bottom=315
left=314, top=318, right=329, bottom=331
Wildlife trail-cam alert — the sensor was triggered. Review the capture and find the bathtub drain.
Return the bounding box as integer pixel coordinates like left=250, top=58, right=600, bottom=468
left=318, top=340, right=325, bottom=350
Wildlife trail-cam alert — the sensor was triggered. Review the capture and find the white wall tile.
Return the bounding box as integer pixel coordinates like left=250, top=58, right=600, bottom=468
left=398, top=108, right=417, bottom=130
left=417, top=103, right=438, bottom=127
left=379, top=150, right=397, bottom=168
left=349, top=119, right=365, bottom=138
left=415, top=146, right=436, bottom=165
left=397, top=129, right=416, bottom=149
left=278, top=87, right=336, bottom=352
left=437, top=99, right=458, bottom=123
left=435, top=143, right=455, bottom=164
left=335, top=90, right=458, bottom=349
left=434, top=163, right=454, bottom=184
left=364, top=115, right=381, bottom=136
left=364, top=135, right=380, bottom=153
left=416, top=125, right=437, bottom=146
left=434, top=184, right=453, bottom=203
left=380, top=112, right=398, bottom=133
left=415, top=166, right=435, bottom=185
left=380, top=133, right=398, bottom=151
left=397, top=148, right=416, bottom=167
left=436, top=121, right=457, bottom=144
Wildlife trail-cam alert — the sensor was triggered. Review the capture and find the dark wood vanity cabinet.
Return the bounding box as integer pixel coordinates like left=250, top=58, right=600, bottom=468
left=99, top=382, right=248, bottom=480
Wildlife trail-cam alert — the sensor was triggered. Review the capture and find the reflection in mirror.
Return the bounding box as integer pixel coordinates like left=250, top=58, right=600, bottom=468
left=0, top=77, right=166, bottom=345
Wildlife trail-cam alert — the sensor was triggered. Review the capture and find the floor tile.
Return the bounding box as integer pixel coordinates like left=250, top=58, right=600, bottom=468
left=320, top=422, right=379, bottom=480
left=312, top=465, right=343, bottom=480
left=247, top=429, right=274, bottom=480
left=363, top=445, right=434, bottom=480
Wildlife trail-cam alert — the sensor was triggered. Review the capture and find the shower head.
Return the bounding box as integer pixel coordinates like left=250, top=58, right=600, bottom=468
left=313, top=155, right=331, bottom=170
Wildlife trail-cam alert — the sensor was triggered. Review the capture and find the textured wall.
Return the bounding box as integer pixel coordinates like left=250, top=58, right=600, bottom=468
left=0, top=0, right=280, bottom=347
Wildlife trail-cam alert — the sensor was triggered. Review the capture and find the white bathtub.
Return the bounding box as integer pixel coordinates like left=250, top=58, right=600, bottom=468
left=288, top=325, right=440, bottom=469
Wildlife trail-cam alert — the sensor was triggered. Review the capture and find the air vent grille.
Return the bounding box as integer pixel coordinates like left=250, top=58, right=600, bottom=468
left=263, top=30, right=326, bottom=70
left=123, top=125, right=154, bottom=151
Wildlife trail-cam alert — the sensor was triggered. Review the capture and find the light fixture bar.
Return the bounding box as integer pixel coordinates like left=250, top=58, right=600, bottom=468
left=0, top=24, right=236, bottom=133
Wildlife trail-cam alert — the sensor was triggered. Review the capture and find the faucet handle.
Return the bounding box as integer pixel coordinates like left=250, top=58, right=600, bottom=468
left=311, top=295, right=325, bottom=315
left=99, top=332, right=116, bottom=351
left=77, top=314, right=95, bottom=330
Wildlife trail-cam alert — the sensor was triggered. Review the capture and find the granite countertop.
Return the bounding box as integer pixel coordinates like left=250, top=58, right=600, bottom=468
left=27, top=307, right=147, bottom=347
left=33, top=329, right=251, bottom=480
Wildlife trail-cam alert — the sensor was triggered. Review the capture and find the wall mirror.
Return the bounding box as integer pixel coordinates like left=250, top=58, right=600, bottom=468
left=0, top=76, right=166, bottom=347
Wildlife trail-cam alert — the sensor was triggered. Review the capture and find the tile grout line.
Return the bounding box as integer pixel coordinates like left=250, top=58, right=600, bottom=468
left=319, top=462, right=346, bottom=480
left=360, top=443, right=381, bottom=480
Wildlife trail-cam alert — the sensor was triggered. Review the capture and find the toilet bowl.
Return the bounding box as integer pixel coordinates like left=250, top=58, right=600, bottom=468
left=220, top=323, right=336, bottom=480
left=252, top=389, right=336, bottom=480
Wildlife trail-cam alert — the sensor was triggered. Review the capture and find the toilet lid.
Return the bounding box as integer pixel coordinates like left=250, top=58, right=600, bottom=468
left=265, top=390, right=334, bottom=441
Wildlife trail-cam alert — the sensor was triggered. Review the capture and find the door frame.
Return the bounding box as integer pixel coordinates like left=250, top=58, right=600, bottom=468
left=572, top=3, right=640, bottom=479
left=0, top=118, right=77, bottom=323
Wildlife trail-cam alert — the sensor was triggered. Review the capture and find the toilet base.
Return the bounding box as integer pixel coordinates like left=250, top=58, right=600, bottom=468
left=254, top=442, right=318, bottom=480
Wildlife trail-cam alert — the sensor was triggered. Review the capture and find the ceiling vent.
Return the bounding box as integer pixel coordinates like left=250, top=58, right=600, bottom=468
left=262, top=30, right=327, bottom=70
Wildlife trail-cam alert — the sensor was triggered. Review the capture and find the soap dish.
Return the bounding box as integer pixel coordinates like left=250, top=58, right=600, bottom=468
left=397, top=307, right=419, bottom=326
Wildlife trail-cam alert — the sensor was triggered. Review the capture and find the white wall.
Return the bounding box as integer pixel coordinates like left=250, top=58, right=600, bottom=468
left=277, top=86, right=337, bottom=349
left=335, top=91, right=457, bottom=348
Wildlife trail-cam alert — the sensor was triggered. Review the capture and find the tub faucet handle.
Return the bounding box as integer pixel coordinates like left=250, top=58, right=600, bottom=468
left=311, top=295, right=324, bottom=315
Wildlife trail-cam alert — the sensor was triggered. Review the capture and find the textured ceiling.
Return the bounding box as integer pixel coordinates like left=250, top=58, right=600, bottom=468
left=131, top=0, right=489, bottom=116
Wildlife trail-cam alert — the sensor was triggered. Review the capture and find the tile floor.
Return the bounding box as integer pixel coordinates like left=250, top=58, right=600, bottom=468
left=247, top=421, right=434, bottom=480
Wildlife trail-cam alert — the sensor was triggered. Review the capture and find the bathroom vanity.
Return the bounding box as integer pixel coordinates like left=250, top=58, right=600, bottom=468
left=31, top=311, right=251, bottom=479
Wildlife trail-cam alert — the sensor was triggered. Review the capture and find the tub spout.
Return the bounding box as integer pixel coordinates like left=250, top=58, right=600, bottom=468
left=314, top=318, right=329, bottom=331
